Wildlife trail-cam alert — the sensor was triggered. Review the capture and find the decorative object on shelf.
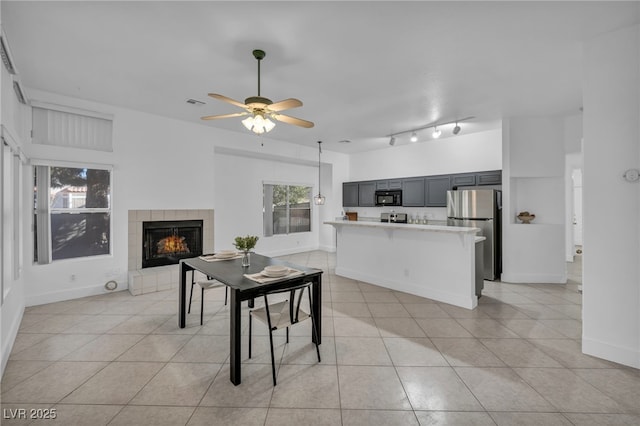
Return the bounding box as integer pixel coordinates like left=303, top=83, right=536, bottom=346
left=623, top=168, right=640, bottom=182
left=313, top=141, right=326, bottom=205
left=234, top=235, right=259, bottom=266
left=517, top=211, right=536, bottom=224
left=201, top=49, right=314, bottom=135
left=387, top=116, right=475, bottom=146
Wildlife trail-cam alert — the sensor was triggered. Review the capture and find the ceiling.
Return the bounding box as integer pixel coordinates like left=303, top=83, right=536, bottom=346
left=2, top=1, right=639, bottom=153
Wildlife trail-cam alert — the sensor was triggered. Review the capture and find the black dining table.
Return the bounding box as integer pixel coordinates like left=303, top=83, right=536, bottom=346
left=178, top=253, right=323, bottom=385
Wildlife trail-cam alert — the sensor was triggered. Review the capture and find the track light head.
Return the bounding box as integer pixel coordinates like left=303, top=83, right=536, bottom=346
left=389, top=136, right=396, bottom=146
left=453, top=123, right=461, bottom=135
left=410, top=132, right=418, bottom=142
left=432, top=127, right=441, bottom=139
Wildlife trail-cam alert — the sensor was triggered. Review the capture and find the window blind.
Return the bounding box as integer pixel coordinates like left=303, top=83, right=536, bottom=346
left=32, top=106, right=113, bottom=152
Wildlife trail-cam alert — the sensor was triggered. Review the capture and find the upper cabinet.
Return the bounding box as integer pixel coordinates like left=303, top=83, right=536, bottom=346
left=425, top=175, right=451, bottom=207
left=342, top=170, right=501, bottom=207
left=451, top=173, right=476, bottom=188
left=402, top=177, right=425, bottom=207
left=342, top=182, right=359, bottom=207
left=358, top=181, right=376, bottom=207
left=376, top=179, right=402, bottom=190
left=476, top=170, right=502, bottom=185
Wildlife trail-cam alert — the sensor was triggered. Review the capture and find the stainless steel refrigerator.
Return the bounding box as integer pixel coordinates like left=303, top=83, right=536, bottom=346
left=447, top=189, right=501, bottom=280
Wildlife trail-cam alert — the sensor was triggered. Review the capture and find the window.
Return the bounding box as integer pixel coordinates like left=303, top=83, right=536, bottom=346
left=34, top=165, right=111, bottom=263
left=263, top=184, right=312, bottom=236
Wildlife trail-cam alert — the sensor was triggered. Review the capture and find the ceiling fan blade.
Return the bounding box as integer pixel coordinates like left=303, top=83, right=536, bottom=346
left=273, top=113, right=315, bottom=128
left=201, top=112, right=248, bottom=121
left=208, top=93, right=248, bottom=109
left=267, top=98, right=303, bottom=112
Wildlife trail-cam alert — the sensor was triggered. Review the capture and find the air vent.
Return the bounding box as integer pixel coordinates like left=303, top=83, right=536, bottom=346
left=0, top=31, right=16, bottom=74
left=338, top=139, right=351, bottom=144
left=186, top=98, right=205, bottom=106
left=13, top=80, right=26, bottom=104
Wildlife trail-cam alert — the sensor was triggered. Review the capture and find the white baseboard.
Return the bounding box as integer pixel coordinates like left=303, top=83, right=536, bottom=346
left=582, top=336, right=640, bottom=369
left=335, top=266, right=477, bottom=310
left=1, top=303, right=25, bottom=377
left=25, top=283, right=127, bottom=307
left=319, top=244, right=336, bottom=252
left=501, top=273, right=567, bottom=284
left=261, top=245, right=321, bottom=258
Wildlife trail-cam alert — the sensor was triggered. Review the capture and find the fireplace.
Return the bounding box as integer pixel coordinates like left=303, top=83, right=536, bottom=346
left=142, top=219, right=203, bottom=268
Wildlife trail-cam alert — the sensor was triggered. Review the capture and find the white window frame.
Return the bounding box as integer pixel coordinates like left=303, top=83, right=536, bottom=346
left=32, top=159, right=113, bottom=264
left=263, top=181, right=313, bottom=237
left=1, top=125, right=26, bottom=305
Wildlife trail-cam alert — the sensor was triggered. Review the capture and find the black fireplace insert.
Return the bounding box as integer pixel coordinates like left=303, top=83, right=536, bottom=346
left=142, top=219, right=203, bottom=268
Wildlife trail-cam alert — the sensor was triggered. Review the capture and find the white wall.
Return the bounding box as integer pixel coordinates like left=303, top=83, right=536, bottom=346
left=348, top=128, right=502, bottom=181
left=564, top=113, right=584, bottom=261
left=582, top=24, right=640, bottom=369
left=345, top=128, right=502, bottom=221
left=213, top=152, right=319, bottom=256
left=20, top=89, right=349, bottom=307
left=0, top=15, right=28, bottom=377
left=501, top=117, right=567, bottom=283
left=212, top=147, right=348, bottom=256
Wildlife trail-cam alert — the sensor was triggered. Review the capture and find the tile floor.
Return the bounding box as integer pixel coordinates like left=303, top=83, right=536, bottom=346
left=2, top=251, right=639, bottom=425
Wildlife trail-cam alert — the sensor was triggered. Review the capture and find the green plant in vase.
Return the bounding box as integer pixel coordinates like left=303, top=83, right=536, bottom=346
left=234, top=235, right=259, bottom=266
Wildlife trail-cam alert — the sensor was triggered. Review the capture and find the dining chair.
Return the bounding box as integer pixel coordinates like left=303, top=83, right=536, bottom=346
left=248, top=280, right=321, bottom=386
left=187, top=270, right=228, bottom=325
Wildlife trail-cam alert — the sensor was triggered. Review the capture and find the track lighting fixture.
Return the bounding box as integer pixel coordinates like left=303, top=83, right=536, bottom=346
left=386, top=116, right=473, bottom=146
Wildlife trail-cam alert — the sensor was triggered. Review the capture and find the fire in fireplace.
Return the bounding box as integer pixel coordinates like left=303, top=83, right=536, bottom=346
left=142, top=219, right=203, bottom=268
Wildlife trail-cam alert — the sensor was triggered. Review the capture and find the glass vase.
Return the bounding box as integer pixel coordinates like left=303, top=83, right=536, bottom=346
left=241, top=251, right=250, bottom=267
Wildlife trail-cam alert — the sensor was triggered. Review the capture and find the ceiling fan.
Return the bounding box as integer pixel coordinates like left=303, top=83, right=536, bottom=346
left=201, top=49, right=314, bottom=134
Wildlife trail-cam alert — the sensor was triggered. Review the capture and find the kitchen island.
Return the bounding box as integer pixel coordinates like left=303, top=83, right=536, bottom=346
left=325, top=220, right=482, bottom=309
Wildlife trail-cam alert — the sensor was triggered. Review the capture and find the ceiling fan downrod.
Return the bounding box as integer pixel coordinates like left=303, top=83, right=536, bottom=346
left=253, top=49, right=265, bottom=97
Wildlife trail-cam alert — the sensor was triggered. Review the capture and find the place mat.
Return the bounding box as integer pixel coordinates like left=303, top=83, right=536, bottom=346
left=199, top=253, right=243, bottom=262
left=244, top=268, right=305, bottom=284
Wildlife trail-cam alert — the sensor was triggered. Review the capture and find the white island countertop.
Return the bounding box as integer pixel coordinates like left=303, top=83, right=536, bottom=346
left=324, top=220, right=480, bottom=234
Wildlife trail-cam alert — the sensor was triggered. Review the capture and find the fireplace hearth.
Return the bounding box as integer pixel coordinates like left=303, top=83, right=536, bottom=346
left=142, top=219, right=203, bottom=268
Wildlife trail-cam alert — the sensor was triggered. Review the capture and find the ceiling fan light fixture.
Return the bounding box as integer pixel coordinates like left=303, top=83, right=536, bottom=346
left=410, top=132, right=418, bottom=143
left=432, top=127, right=441, bottom=139
left=389, top=136, right=396, bottom=146
left=453, top=122, right=461, bottom=135
left=242, top=114, right=275, bottom=134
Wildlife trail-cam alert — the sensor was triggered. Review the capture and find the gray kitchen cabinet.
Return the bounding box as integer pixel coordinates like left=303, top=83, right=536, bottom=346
left=451, top=173, right=476, bottom=188
left=425, top=175, right=451, bottom=207
left=358, top=181, right=376, bottom=206
left=476, top=170, right=502, bottom=185
left=402, top=177, right=425, bottom=206
left=376, top=179, right=402, bottom=190
left=342, top=182, right=359, bottom=207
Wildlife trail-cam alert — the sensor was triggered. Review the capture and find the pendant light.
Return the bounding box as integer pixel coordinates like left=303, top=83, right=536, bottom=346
left=313, top=141, right=326, bottom=205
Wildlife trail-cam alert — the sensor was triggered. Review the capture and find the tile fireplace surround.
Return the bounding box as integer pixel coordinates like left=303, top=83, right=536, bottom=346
left=127, top=209, right=214, bottom=296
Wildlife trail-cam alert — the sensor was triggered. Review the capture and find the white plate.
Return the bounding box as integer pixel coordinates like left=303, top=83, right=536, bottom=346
left=214, top=251, right=237, bottom=259
left=264, top=265, right=288, bottom=274
left=260, top=268, right=289, bottom=278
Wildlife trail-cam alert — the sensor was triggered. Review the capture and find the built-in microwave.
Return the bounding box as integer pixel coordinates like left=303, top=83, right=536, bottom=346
left=375, top=190, right=402, bottom=206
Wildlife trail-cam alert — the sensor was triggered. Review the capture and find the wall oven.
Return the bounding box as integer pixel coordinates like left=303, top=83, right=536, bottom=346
left=375, top=190, right=402, bottom=206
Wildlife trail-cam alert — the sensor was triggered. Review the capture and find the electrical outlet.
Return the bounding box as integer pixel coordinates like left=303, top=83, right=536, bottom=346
left=70, top=274, right=76, bottom=282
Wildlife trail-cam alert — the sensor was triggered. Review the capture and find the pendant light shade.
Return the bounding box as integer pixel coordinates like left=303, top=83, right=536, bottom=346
left=314, top=141, right=325, bottom=205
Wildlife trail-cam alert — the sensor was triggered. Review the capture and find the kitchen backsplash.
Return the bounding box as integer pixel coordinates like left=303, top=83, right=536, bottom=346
left=341, top=206, right=448, bottom=222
